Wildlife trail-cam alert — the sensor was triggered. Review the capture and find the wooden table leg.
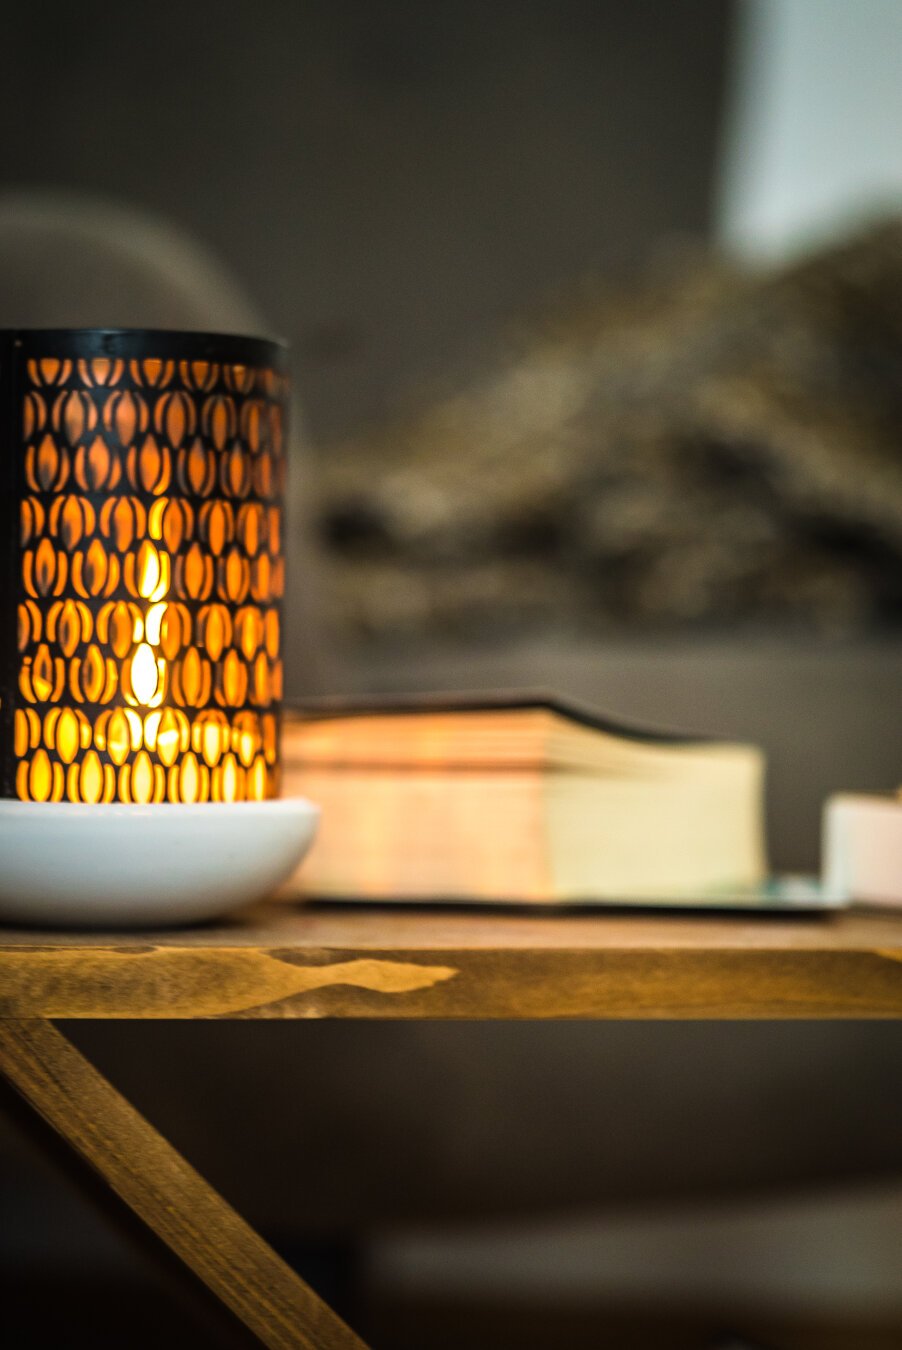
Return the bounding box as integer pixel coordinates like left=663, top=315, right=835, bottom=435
left=0, top=1018, right=368, bottom=1350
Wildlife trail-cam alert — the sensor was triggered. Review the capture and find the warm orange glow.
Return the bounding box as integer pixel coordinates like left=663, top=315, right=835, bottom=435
left=28, top=748, right=53, bottom=802
left=182, top=541, right=211, bottom=600
left=125, top=543, right=171, bottom=725
left=219, top=752, right=239, bottom=802
left=128, top=643, right=164, bottom=707
left=101, top=709, right=132, bottom=766
left=178, top=751, right=202, bottom=803
left=36, top=434, right=63, bottom=491
left=14, top=710, right=29, bottom=758
left=31, top=646, right=55, bottom=701
left=195, top=711, right=228, bottom=767
left=12, top=350, right=285, bottom=804
left=54, top=708, right=81, bottom=764
left=78, top=750, right=105, bottom=805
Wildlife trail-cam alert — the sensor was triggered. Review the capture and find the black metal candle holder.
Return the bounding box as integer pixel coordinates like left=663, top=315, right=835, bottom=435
left=0, top=329, right=288, bottom=805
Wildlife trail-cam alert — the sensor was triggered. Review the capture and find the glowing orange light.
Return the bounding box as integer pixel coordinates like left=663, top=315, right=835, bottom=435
left=8, top=340, right=285, bottom=804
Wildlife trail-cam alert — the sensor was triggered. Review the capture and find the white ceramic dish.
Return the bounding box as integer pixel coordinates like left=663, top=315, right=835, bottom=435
left=0, top=798, right=319, bottom=928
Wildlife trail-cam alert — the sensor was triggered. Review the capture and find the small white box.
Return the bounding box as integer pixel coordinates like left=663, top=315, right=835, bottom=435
left=823, top=793, right=902, bottom=907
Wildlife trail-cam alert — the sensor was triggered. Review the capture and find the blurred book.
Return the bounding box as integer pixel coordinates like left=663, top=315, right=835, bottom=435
left=281, top=691, right=768, bottom=905
left=823, top=791, right=902, bottom=907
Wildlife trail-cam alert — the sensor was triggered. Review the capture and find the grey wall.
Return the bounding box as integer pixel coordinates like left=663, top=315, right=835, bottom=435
left=1, top=0, right=732, bottom=443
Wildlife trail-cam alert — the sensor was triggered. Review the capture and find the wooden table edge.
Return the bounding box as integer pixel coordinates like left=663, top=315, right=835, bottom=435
left=2, top=941, right=902, bottom=1019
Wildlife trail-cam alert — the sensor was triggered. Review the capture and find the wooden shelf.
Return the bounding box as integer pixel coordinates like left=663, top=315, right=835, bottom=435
left=3, top=896, right=902, bottom=1019
left=4, top=897, right=901, bottom=1348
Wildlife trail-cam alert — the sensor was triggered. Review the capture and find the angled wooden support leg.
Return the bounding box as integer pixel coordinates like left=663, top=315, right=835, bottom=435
left=0, top=1018, right=368, bottom=1350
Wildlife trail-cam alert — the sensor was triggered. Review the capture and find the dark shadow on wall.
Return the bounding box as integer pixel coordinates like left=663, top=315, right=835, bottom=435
left=0, top=0, right=734, bottom=443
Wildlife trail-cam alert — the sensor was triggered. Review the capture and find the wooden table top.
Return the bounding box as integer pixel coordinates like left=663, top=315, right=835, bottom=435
left=3, top=895, right=902, bottom=1019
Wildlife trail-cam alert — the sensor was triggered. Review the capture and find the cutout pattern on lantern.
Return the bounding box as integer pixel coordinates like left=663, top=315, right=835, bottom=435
left=13, top=355, right=285, bottom=804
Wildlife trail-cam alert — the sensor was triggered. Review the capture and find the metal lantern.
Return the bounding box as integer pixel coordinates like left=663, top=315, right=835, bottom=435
left=0, top=329, right=287, bottom=805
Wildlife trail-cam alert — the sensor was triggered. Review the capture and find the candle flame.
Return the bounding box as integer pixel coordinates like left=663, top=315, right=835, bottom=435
left=129, top=642, right=165, bottom=706
left=136, top=541, right=169, bottom=602
left=127, top=547, right=170, bottom=722
left=138, top=543, right=160, bottom=599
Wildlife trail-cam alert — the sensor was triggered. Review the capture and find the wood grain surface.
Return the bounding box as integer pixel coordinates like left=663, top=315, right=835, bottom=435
left=2, top=900, right=902, bottom=1019
left=0, top=1018, right=367, bottom=1350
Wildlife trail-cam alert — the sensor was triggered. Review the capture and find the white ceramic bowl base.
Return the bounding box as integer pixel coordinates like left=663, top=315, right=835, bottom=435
left=0, top=798, right=319, bottom=928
